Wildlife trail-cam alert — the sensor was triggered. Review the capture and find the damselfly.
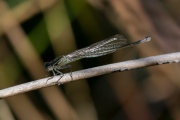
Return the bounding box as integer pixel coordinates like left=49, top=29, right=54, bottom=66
left=44, top=34, right=151, bottom=81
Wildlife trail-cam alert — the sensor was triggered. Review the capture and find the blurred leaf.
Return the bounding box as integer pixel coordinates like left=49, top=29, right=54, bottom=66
left=0, top=54, right=21, bottom=87
left=28, top=19, right=50, bottom=54
left=6, top=0, right=28, bottom=8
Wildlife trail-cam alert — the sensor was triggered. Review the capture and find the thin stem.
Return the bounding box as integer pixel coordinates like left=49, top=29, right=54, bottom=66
left=0, top=52, right=180, bottom=99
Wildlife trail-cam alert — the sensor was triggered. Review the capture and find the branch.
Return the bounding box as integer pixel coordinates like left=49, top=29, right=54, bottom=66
left=0, top=52, right=180, bottom=99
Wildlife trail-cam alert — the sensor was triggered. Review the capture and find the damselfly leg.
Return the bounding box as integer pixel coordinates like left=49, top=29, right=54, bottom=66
left=46, top=64, right=72, bottom=85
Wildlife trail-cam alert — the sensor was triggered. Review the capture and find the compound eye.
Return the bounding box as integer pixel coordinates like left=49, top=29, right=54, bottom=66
left=44, top=62, right=50, bottom=71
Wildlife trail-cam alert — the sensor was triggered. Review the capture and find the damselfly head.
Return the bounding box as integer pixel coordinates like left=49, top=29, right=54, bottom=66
left=44, top=62, right=53, bottom=72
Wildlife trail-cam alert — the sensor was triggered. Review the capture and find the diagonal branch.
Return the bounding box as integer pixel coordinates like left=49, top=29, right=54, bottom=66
left=0, top=52, right=180, bottom=99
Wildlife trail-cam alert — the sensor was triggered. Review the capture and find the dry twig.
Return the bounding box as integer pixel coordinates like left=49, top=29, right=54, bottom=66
left=0, top=52, right=180, bottom=99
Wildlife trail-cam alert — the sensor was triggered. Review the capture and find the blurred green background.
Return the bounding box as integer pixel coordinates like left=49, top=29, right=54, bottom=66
left=0, top=0, right=180, bottom=120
